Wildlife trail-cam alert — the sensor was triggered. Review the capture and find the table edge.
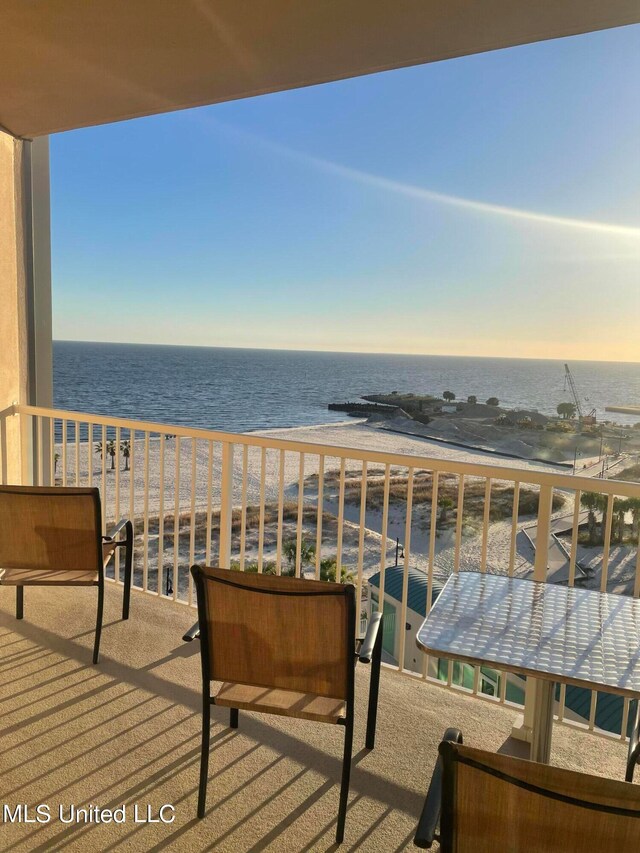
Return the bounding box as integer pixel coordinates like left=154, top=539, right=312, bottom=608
left=415, top=638, right=640, bottom=700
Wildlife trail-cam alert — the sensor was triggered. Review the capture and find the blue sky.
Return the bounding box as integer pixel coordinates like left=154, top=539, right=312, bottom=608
left=51, top=25, right=640, bottom=361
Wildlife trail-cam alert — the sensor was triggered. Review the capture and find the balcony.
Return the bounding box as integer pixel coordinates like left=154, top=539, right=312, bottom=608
left=1, top=582, right=631, bottom=851
left=0, top=406, right=640, bottom=789
left=4, top=405, right=640, bottom=722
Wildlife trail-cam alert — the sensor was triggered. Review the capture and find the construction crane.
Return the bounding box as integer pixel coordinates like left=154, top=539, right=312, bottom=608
left=564, top=363, right=596, bottom=425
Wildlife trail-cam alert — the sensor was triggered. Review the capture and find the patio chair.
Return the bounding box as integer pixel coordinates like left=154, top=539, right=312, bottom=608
left=0, top=485, right=133, bottom=664
left=414, top=728, right=640, bottom=851
left=190, top=564, right=383, bottom=844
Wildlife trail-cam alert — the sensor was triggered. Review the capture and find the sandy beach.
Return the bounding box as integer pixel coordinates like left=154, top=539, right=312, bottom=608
left=54, top=420, right=634, bottom=599
left=57, top=419, right=566, bottom=517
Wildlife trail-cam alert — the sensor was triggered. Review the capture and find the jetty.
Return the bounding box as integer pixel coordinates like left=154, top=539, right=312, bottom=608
left=605, top=405, right=640, bottom=416
left=328, top=402, right=400, bottom=416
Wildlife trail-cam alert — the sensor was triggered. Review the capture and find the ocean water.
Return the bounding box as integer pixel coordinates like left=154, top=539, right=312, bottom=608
left=53, top=341, right=640, bottom=433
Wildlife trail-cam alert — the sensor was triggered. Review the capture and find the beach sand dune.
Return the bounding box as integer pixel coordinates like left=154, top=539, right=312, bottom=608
left=57, top=421, right=564, bottom=520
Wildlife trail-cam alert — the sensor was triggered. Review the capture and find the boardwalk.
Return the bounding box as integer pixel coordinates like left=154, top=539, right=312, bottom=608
left=523, top=511, right=589, bottom=584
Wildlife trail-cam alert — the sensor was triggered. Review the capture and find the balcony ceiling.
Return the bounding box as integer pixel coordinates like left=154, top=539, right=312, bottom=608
left=2, top=1, right=639, bottom=139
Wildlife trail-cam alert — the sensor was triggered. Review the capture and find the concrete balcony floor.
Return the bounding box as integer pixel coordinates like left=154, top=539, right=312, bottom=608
left=0, top=583, right=630, bottom=852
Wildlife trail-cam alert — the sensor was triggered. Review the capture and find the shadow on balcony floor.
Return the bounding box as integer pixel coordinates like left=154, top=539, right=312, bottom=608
left=0, top=583, right=629, bottom=852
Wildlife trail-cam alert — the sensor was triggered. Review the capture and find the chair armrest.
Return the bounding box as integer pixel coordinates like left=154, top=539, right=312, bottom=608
left=358, top=612, right=382, bottom=663
left=414, top=728, right=463, bottom=849
left=103, top=518, right=131, bottom=542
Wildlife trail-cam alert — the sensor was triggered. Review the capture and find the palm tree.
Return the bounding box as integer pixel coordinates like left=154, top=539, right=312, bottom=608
left=121, top=440, right=131, bottom=471
left=95, top=440, right=116, bottom=470
left=581, top=492, right=600, bottom=544
left=614, top=497, right=629, bottom=543
left=318, top=557, right=355, bottom=583
left=238, top=561, right=278, bottom=576
left=597, top=494, right=610, bottom=541
left=437, top=496, right=453, bottom=526
left=283, top=537, right=315, bottom=572
left=628, top=498, right=640, bottom=542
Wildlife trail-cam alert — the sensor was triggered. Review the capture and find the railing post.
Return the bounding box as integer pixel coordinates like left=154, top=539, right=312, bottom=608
left=218, top=442, right=233, bottom=568
left=512, top=484, right=554, bottom=746
left=39, top=416, right=52, bottom=485
left=20, top=409, right=34, bottom=486
left=0, top=405, right=17, bottom=484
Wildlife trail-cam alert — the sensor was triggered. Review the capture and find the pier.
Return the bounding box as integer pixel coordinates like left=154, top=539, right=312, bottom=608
left=605, top=405, right=640, bottom=415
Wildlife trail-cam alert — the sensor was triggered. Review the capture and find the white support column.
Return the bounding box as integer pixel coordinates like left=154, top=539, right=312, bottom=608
left=0, top=131, right=28, bottom=484
left=0, top=130, right=52, bottom=485
left=24, top=136, right=53, bottom=485
left=530, top=678, right=554, bottom=764
left=512, top=485, right=554, bottom=748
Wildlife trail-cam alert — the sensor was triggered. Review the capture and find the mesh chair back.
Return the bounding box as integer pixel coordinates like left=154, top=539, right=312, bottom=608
left=441, top=741, right=640, bottom=852
left=196, top=566, right=355, bottom=700
left=0, top=486, right=102, bottom=573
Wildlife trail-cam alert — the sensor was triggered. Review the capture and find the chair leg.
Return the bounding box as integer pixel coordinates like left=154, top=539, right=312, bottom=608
left=230, top=708, right=239, bottom=729
left=93, top=582, right=104, bottom=665
left=336, top=714, right=354, bottom=844
left=182, top=621, right=201, bottom=642
left=365, top=620, right=383, bottom=750
left=626, top=700, right=640, bottom=782
left=16, top=586, right=24, bottom=620
left=197, top=698, right=211, bottom=818
left=122, top=520, right=133, bottom=620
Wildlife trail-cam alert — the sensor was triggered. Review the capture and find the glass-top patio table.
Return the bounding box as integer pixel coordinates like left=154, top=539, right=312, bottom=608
left=416, top=571, right=640, bottom=764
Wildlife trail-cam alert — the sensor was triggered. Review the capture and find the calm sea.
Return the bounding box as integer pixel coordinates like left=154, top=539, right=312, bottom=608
left=53, top=341, right=640, bottom=433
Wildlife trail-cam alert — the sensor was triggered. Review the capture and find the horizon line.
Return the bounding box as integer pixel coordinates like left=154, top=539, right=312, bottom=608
left=53, top=339, right=640, bottom=366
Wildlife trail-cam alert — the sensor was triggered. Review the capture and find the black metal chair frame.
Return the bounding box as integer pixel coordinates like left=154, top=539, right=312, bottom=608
left=414, top=728, right=464, bottom=850
left=9, top=487, right=134, bottom=664
left=626, top=699, right=640, bottom=782
left=190, top=565, right=383, bottom=845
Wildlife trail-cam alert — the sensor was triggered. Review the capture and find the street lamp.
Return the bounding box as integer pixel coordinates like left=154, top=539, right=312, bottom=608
left=573, top=446, right=580, bottom=475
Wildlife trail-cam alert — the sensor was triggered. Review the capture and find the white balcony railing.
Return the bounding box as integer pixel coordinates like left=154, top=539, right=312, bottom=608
left=3, top=403, right=640, bottom=743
